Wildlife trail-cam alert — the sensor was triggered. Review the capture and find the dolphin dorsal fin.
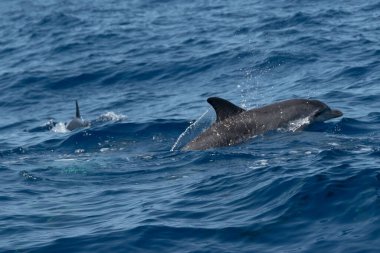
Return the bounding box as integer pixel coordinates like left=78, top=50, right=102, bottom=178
left=207, top=97, right=246, bottom=122
left=75, top=100, right=81, bottom=118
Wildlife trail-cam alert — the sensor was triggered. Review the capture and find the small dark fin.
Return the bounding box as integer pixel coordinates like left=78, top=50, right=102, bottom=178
left=75, top=100, right=81, bottom=118
left=207, top=97, right=246, bottom=122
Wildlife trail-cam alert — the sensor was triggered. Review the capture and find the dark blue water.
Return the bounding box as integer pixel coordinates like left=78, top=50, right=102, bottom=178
left=1, top=0, right=380, bottom=252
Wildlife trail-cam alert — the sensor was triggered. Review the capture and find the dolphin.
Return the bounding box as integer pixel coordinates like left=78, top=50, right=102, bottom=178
left=65, top=100, right=90, bottom=131
left=183, top=97, right=343, bottom=150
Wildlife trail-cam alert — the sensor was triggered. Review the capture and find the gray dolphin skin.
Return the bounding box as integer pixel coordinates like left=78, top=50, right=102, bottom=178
left=183, top=97, right=343, bottom=151
left=65, top=100, right=89, bottom=131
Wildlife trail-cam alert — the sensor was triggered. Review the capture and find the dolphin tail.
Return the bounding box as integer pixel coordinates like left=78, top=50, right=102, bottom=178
left=75, top=100, right=81, bottom=118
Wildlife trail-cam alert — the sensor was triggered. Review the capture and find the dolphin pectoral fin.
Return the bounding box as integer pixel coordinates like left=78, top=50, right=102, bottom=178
left=75, top=100, right=81, bottom=118
left=207, top=97, right=246, bottom=122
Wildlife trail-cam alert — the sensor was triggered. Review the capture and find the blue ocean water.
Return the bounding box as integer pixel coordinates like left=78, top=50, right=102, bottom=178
left=1, top=0, right=380, bottom=252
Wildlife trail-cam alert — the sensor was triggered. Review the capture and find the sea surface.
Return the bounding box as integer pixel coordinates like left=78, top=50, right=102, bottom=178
left=1, top=0, right=380, bottom=252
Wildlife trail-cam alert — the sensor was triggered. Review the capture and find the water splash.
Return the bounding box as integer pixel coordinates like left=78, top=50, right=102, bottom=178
left=171, top=109, right=215, bottom=151
left=97, top=112, right=127, bottom=122
left=51, top=122, right=70, bottom=133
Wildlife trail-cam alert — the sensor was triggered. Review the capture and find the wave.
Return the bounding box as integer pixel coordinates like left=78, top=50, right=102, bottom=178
left=7, top=164, right=380, bottom=253
left=1, top=1, right=380, bottom=252
left=2, top=111, right=379, bottom=158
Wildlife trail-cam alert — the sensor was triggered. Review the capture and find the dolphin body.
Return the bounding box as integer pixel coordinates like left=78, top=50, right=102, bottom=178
left=65, top=101, right=90, bottom=131
left=183, top=97, right=343, bottom=151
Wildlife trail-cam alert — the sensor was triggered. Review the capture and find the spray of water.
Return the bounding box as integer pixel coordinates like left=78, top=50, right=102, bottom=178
left=97, top=112, right=127, bottom=122
left=51, top=122, right=70, bottom=133
left=171, top=109, right=215, bottom=151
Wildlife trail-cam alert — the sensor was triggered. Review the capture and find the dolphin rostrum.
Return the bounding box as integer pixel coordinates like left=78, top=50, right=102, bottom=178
left=65, top=100, right=90, bottom=131
left=183, top=97, right=343, bottom=150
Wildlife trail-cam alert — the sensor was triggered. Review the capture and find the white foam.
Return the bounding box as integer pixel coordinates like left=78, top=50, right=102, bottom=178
left=249, top=159, right=269, bottom=169
left=51, top=122, right=70, bottom=133
left=97, top=112, right=127, bottom=122
left=55, top=158, right=76, bottom=162
left=351, top=146, right=373, bottom=154
left=44, top=119, right=56, bottom=128
left=257, top=159, right=268, bottom=166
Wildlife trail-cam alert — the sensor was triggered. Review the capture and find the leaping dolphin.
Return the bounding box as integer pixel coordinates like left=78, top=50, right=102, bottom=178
left=183, top=97, right=343, bottom=150
left=65, top=100, right=90, bottom=131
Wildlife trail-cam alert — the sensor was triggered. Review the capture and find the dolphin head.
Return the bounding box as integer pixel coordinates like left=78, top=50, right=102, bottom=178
left=309, top=100, right=343, bottom=122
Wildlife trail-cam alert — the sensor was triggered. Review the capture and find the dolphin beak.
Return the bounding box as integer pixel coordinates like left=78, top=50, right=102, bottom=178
left=330, top=109, right=343, bottom=118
